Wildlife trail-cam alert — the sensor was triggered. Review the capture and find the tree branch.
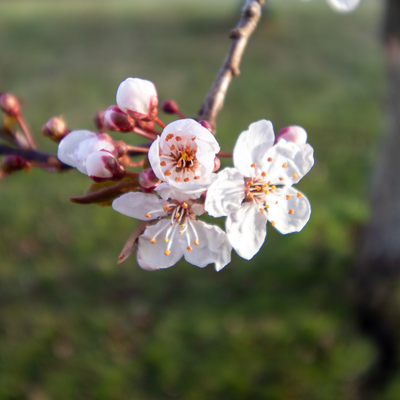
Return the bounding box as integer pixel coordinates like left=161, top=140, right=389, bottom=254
left=197, top=0, right=264, bottom=131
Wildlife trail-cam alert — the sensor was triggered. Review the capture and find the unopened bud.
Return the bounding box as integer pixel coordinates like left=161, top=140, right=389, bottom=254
left=137, top=120, right=154, bottom=132
left=94, top=110, right=105, bottom=132
left=87, top=151, right=126, bottom=182
left=103, top=105, right=135, bottom=133
left=275, top=125, right=308, bottom=145
left=213, top=156, right=221, bottom=172
left=199, top=120, right=212, bottom=131
left=1, top=155, right=31, bottom=174
left=138, top=168, right=160, bottom=189
left=0, top=93, right=20, bottom=117
left=42, top=116, right=69, bottom=143
left=113, top=140, right=128, bottom=158
left=161, top=100, right=179, bottom=114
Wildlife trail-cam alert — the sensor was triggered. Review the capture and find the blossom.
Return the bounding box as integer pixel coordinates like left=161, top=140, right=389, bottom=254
left=275, top=125, right=307, bottom=145
left=148, top=118, right=220, bottom=194
left=116, top=77, right=158, bottom=120
left=57, top=130, right=124, bottom=180
left=205, top=120, right=314, bottom=260
left=112, top=186, right=231, bottom=271
left=326, top=0, right=360, bottom=12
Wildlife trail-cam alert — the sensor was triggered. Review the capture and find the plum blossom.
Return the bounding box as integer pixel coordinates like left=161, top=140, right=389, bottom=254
left=205, top=120, right=314, bottom=260
left=112, top=186, right=231, bottom=271
left=57, top=130, right=124, bottom=180
left=275, top=125, right=308, bottom=145
left=148, top=118, right=220, bottom=194
left=116, top=77, right=158, bottom=120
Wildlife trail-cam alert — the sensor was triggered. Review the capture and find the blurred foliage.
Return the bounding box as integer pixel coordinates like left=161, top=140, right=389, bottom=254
left=0, top=0, right=395, bottom=399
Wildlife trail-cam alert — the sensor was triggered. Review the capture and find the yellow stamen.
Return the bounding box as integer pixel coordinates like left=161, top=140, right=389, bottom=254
left=187, top=246, right=193, bottom=252
left=176, top=136, right=182, bottom=141
left=184, top=178, right=189, bottom=182
left=163, top=205, right=170, bottom=211
left=145, top=213, right=151, bottom=218
left=256, top=186, right=261, bottom=191
left=175, top=212, right=180, bottom=218
left=282, top=162, right=287, bottom=168
left=271, top=221, right=276, bottom=227
left=170, top=145, right=175, bottom=151
left=266, top=205, right=270, bottom=209
left=251, top=163, right=256, bottom=168
left=150, top=238, right=156, bottom=244
left=165, top=250, right=171, bottom=256
left=165, top=170, right=171, bottom=176
left=194, top=176, right=200, bottom=180
left=175, top=177, right=181, bottom=181
left=293, top=173, right=298, bottom=179
left=182, top=202, right=188, bottom=209
left=288, top=209, right=294, bottom=214
left=271, top=185, right=276, bottom=189
left=286, top=195, right=291, bottom=200
left=179, top=231, right=184, bottom=235
left=297, top=192, right=302, bottom=198
left=164, top=238, right=169, bottom=243
left=268, top=157, right=273, bottom=162
left=160, top=161, right=166, bottom=166
left=248, top=193, right=254, bottom=198
left=194, top=239, right=199, bottom=246
left=279, top=177, right=284, bottom=181
left=260, top=208, right=265, bottom=214
left=166, top=134, right=174, bottom=141
left=261, top=171, right=267, bottom=177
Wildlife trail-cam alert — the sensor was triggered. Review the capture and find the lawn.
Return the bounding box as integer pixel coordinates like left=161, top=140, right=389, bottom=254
left=0, top=0, right=394, bottom=399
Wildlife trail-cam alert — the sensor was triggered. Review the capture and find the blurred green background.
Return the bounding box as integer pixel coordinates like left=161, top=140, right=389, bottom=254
left=0, top=0, right=393, bottom=399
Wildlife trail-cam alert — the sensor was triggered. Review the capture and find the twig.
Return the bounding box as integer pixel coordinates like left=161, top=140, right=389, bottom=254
left=16, top=114, right=36, bottom=149
left=0, top=144, right=71, bottom=170
left=197, top=0, right=264, bottom=132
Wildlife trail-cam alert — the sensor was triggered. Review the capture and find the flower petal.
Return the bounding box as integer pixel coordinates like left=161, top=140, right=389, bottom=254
left=155, top=182, right=203, bottom=202
left=112, top=192, right=169, bottom=220
left=179, top=220, right=231, bottom=271
left=85, top=151, right=114, bottom=179
left=139, top=220, right=184, bottom=269
left=226, top=201, right=268, bottom=260
left=265, top=187, right=311, bottom=234
left=205, top=167, right=245, bottom=217
left=233, top=120, right=275, bottom=177
left=148, top=137, right=165, bottom=182
left=326, top=0, right=360, bottom=13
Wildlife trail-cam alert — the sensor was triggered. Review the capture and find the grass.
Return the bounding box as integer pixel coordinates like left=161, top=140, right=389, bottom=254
left=0, top=0, right=392, bottom=399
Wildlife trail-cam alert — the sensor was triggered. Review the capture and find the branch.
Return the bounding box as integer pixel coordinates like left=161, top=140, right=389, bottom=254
left=197, top=0, right=264, bottom=131
left=0, top=144, right=71, bottom=170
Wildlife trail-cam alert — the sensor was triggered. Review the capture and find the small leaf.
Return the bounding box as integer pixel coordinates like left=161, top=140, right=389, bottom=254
left=118, top=220, right=152, bottom=265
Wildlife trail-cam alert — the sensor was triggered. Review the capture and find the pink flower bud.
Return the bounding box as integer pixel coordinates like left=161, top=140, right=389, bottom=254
left=275, top=125, right=308, bottom=145
left=0, top=93, right=20, bottom=117
left=213, top=156, right=221, bottom=172
left=1, top=155, right=31, bottom=174
left=161, top=100, right=179, bottom=114
left=42, top=116, right=69, bottom=143
left=103, top=105, right=135, bottom=133
left=198, top=120, right=212, bottom=131
left=94, top=110, right=105, bottom=132
left=86, top=151, right=126, bottom=182
left=113, top=140, right=128, bottom=158
left=138, top=168, right=160, bottom=189
left=116, top=78, right=158, bottom=121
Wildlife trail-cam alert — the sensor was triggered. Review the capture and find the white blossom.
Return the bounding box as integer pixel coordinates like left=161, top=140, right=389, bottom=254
left=205, top=120, right=314, bottom=260
left=112, top=188, right=231, bottom=271
left=57, top=130, right=119, bottom=179
left=116, top=77, right=158, bottom=120
left=148, top=119, right=220, bottom=194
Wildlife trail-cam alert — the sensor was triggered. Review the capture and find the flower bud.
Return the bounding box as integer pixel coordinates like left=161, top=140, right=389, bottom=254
left=86, top=151, right=126, bottom=182
left=41, top=116, right=69, bottom=143
left=0, top=93, right=20, bottom=117
left=116, top=77, right=158, bottom=121
left=103, top=105, right=135, bottom=133
left=113, top=140, right=128, bottom=158
left=138, top=168, right=160, bottom=189
left=1, top=155, right=31, bottom=174
left=198, top=120, right=212, bottom=131
left=213, top=156, right=221, bottom=172
left=94, top=110, right=105, bottom=132
left=275, top=125, right=308, bottom=145
left=161, top=100, right=179, bottom=114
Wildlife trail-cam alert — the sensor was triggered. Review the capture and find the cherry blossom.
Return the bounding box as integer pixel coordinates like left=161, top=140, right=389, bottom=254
left=148, top=118, right=220, bottom=194
left=57, top=130, right=124, bottom=180
left=205, top=120, right=314, bottom=260
left=116, top=77, right=158, bottom=121
left=112, top=186, right=231, bottom=271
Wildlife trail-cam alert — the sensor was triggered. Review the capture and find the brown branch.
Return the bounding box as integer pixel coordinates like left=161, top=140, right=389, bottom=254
left=197, top=0, right=264, bottom=132
left=0, top=144, right=71, bottom=170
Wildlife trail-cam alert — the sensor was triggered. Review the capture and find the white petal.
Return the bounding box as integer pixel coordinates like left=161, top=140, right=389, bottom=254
left=148, top=137, right=165, bottom=182
left=233, top=120, right=275, bottom=177
left=226, top=201, right=268, bottom=260
left=257, top=141, right=314, bottom=186
left=205, top=168, right=245, bottom=218
left=137, top=252, right=157, bottom=271
left=326, top=0, right=360, bottom=13
left=275, top=125, right=307, bottom=145
left=116, top=77, right=157, bottom=116
left=155, top=182, right=202, bottom=202
left=167, top=174, right=217, bottom=194
left=85, top=151, right=114, bottom=178
left=112, top=192, right=169, bottom=220
left=57, top=130, right=96, bottom=168
left=139, top=220, right=184, bottom=269
left=179, top=220, right=231, bottom=271
left=265, top=187, right=311, bottom=234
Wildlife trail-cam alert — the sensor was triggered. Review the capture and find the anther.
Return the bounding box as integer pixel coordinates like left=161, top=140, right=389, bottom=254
left=181, top=224, right=185, bottom=228
left=166, top=134, right=174, bottom=141
left=279, top=177, right=284, bottom=181
left=271, top=185, right=276, bottom=189
left=282, top=162, right=287, bottom=168
left=150, top=238, right=156, bottom=244
left=184, top=178, right=189, bottom=182
left=179, top=231, right=184, bottom=235
left=261, top=171, right=267, bottom=177
left=165, top=170, right=171, bottom=176
left=182, top=202, right=188, bottom=209
left=164, top=238, right=169, bottom=243
left=268, top=157, right=273, bottom=162
left=260, top=208, right=265, bottom=214
left=175, top=177, right=181, bottom=181
left=194, top=239, right=199, bottom=246
left=160, top=161, right=166, bottom=166
left=187, top=246, right=193, bottom=252
left=248, top=193, right=254, bottom=198
left=256, top=186, right=261, bottom=191
left=288, top=209, right=294, bottom=214
left=266, top=205, right=270, bottom=209
left=271, top=221, right=276, bottom=227
left=159, top=151, right=162, bottom=156
left=297, top=192, right=302, bottom=198
left=165, top=250, right=171, bottom=256
left=286, top=195, right=291, bottom=200
left=145, top=213, right=151, bottom=218
left=176, top=136, right=182, bottom=141
left=191, top=137, right=195, bottom=141
left=269, top=190, right=274, bottom=194
left=251, top=163, right=256, bottom=168
left=170, top=145, right=175, bottom=150
left=275, top=201, right=278, bottom=204
left=194, top=176, right=200, bottom=180
left=175, top=212, right=180, bottom=218
left=163, top=205, right=170, bottom=211
left=293, top=173, right=298, bottom=179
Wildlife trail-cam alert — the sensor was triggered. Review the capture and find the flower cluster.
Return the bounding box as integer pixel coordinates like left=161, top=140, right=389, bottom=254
left=57, top=77, right=314, bottom=272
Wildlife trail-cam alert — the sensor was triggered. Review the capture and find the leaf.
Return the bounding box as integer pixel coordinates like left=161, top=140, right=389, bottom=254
left=118, top=220, right=152, bottom=265
left=70, top=178, right=140, bottom=205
